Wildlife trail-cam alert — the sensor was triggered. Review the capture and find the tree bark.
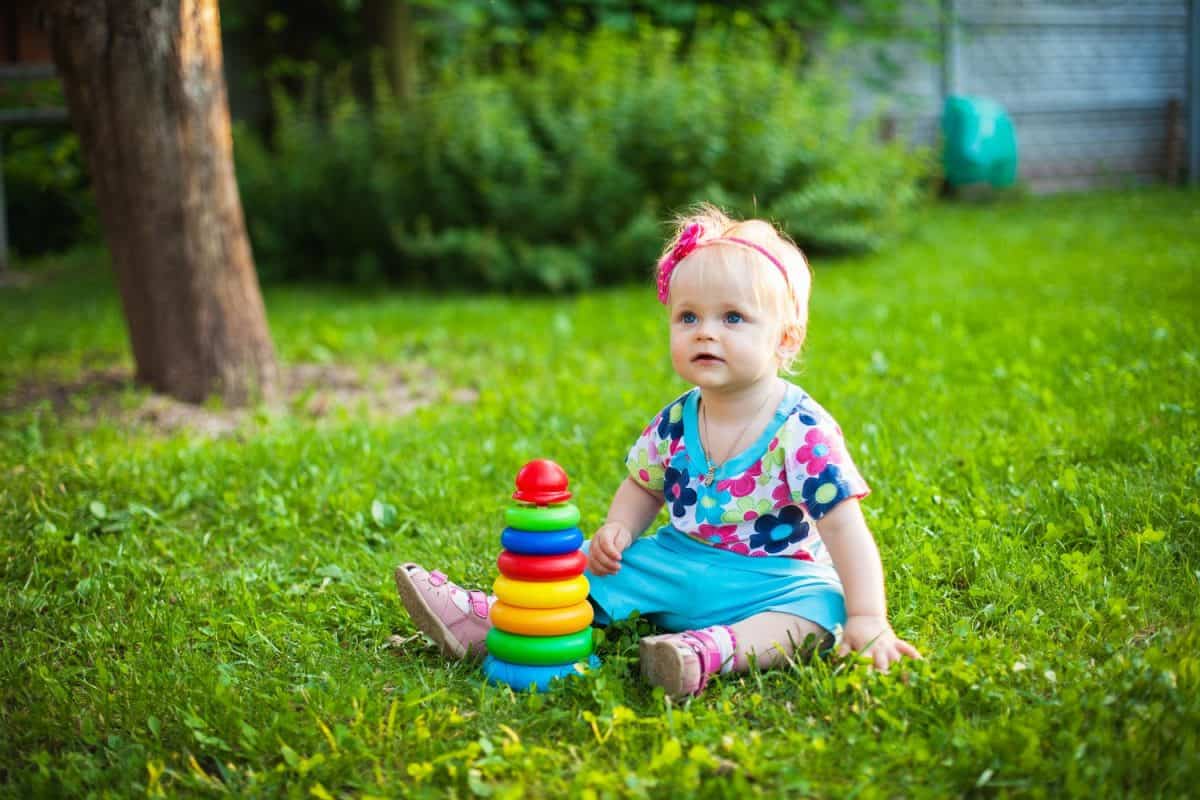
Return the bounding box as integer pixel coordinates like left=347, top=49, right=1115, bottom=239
left=363, top=0, right=418, bottom=100
left=44, top=0, right=278, bottom=405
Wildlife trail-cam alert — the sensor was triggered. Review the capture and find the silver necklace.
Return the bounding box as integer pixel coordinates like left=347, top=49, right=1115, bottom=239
left=699, top=387, right=775, bottom=486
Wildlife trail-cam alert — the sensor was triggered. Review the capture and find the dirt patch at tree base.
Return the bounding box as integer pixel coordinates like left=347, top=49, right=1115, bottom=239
left=1, top=363, right=476, bottom=437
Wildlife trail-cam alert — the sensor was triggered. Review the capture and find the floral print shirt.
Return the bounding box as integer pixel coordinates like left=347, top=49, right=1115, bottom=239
left=625, top=382, right=870, bottom=563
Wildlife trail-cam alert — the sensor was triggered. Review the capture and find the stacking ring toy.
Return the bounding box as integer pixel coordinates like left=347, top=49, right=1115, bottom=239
left=490, top=600, right=594, bottom=636
left=497, top=550, right=587, bottom=582
left=483, top=654, right=601, bottom=692
left=493, top=574, right=589, bottom=608
left=485, top=628, right=594, bottom=665
left=500, top=526, right=583, bottom=556
left=505, top=503, right=581, bottom=531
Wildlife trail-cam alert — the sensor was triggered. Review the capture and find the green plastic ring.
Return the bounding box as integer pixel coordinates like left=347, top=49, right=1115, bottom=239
left=485, top=628, right=595, bottom=666
left=505, top=503, right=581, bottom=531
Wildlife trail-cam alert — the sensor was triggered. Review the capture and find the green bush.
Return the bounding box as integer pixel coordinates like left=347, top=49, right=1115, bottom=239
left=236, top=24, right=932, bottom=290
left=1, top=75, right=98, bottom=258
left=2, top=128, right=98, bottom=259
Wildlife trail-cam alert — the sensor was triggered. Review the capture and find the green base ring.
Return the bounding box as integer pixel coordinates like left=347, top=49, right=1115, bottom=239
left=485, top=627, right=594, bottom=666
left=505, top=503, right=581, bottom=531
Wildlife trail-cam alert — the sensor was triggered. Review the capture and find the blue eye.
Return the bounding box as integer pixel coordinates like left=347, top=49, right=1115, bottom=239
left=724, top=311, right=743, bottom=324
left=680, top=311, right=698, bottom=324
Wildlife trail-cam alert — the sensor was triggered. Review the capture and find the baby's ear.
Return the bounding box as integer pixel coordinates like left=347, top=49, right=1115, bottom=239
left=778, top=324, right=805, bottom=357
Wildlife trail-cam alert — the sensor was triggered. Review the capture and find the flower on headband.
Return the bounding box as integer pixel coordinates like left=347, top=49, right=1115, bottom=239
left=656, top=222, right=705, bottom=304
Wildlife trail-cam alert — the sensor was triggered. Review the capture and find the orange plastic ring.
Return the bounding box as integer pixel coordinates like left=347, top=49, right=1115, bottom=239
left=489, top=600, right=594, bottom=636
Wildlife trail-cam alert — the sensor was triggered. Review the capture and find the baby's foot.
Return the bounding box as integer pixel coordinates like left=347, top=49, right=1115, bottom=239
left=639, top=627, right=736, bottom=697
left=394, top=563, right=493, bottom=659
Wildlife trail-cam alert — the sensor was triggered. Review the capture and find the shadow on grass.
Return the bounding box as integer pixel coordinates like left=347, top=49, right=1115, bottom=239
left=0, top=362, right=477, bottom=437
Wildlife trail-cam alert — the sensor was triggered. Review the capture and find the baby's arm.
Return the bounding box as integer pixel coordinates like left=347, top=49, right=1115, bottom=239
left=588, top=477, right=664, bottom=575
left=816, top=498, right=921, bottom=671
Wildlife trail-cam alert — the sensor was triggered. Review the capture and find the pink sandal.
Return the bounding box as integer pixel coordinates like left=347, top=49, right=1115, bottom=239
left=394, top=563, right=493, bottom=659
left=639, top=628, right=736, bottom=697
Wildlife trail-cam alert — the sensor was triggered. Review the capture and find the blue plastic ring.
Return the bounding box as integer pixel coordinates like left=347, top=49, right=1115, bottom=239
left=500, top=527, right=584, bottom=556
left=483, top=654, right=601, bottom=692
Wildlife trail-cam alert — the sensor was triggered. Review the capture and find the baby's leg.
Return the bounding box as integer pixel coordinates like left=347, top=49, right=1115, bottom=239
left=394, top=563, right=494, bottom=659
left=730, top=611, right=832, bottom=670
left=640, top=612, right=830, bottom=696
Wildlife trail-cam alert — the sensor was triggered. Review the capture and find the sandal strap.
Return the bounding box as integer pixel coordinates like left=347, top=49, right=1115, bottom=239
left=467, top=590, right=490, bottom=619
left=679, top=629, right=722, bottom=691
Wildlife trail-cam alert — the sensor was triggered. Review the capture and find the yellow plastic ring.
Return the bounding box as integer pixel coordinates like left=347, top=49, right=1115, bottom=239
left=489, top=600, right=594, bottom=636
left=492, top=574, right=590, bottom=609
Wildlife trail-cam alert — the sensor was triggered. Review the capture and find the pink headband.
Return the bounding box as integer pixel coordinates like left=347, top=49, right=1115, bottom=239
left=656, top=222, right=792, bottom=305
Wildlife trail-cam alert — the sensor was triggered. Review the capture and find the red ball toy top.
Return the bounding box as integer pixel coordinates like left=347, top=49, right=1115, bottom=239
left=512, top=459, right=572, bottom=505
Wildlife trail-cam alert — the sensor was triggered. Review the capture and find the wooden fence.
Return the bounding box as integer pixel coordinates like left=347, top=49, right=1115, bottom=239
left=853, top=0, right=1198, bottom=192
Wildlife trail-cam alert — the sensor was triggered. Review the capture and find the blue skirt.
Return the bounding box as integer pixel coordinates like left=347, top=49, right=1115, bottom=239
left=583, top=525, right=846, bottom=633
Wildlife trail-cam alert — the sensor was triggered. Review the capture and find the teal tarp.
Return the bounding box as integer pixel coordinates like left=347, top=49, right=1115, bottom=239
left=942, top=95, right=1019, bottom=188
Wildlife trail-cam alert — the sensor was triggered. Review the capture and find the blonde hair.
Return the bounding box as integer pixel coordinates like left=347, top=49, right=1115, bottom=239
left=657, top=204, right=812, bottom=372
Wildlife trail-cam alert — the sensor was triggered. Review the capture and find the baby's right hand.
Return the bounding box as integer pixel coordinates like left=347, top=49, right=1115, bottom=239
left=588, top=523, right=633, bottom=576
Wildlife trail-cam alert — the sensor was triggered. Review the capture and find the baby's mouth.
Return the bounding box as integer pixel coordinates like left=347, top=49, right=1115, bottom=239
left=692, top=353, right=724, bottom=364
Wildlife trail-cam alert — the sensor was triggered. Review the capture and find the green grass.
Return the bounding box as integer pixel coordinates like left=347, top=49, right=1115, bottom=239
left=2, top=188, right=1198, bottom=797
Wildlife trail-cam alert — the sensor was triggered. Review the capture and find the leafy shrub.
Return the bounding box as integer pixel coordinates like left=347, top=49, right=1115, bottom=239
left=0, top=75, right=98, bottom=258
left=235, top=23, right=932, bottom=290
left=2, top=128, right=98, bottom=259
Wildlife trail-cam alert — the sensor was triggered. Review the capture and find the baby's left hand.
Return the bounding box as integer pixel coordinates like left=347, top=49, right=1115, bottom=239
left=839, top=615, right=922, bottom=673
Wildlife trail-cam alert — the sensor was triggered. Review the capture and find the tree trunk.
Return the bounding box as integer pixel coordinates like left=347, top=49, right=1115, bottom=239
left=44, top=0, right=278, bottom=405
left=363, top=0, right=418, bottom=100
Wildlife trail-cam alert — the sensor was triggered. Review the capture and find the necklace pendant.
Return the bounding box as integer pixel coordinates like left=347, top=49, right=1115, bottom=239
left=703, top=465, right=715, bottom=486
